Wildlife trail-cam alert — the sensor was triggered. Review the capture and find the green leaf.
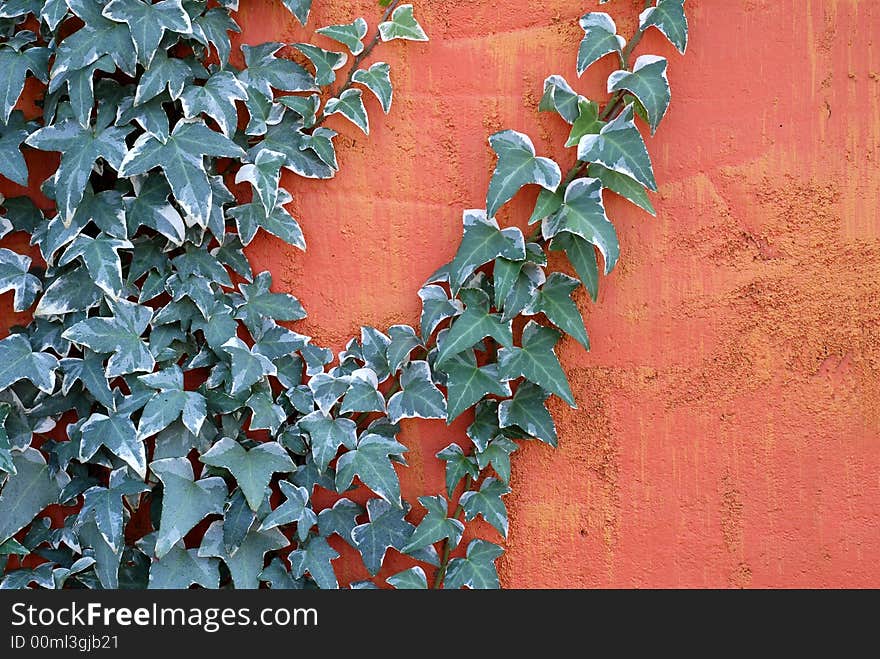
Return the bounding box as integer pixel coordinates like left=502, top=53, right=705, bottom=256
left=150, top=457, right=227, bottom=558
left=200, top=438, right=295, bottom=511
left=387, top=566, right=427, bottom=589
left=608, top=55, right=670, bottom=133
left=0, top=333, right=58, bottom=393
left=339, top=369, right=386, bottom=415
left=251, top=114, right=334, bottom=179
left=475, top=436, right=518, bottom=483
left=0, top=248, right=40, bottom=311
left=353, top=62, right=393, bottom=113
left=436, top=443, right=479, bottom=497
left=486, top=130, right=561, bottom=218
left=78, top=522, right=121, bottom=588
left=549, top=232, right=599, bottom=302
left=418, top=284, right=462, bottom=338
left=260, top=480, right=315, bottom=536
left=443, top=350, right=512, bottom=423
left=138, top=366, right=208, bottom=439
left=293, top=43, right=347, bottom=87
left=387, top=360, right=447, bottom=423
left=449, top=211, right=527, bottom=296
left=288, top=535, right=339, bottom=590
left=102, top=0, right=192, bottom=67
left=498, top=321, right=575, bottom=407
left=221, top=489, right=254, bottom=556
left=277, top=93, right=319, bottom=127
left=640, top=0, right=688, bottom=54
left=191, top=8, right=240, bottom=67
left=317, top=18, right=368, bottom=56
left=80, top=412, right=147, bottom=478
left=0, top=448, right=66, bottom=544
left=281, top=0, right=312, bottom=25
left=239, top=42, right=317, bottom=100
left=34, top=264, right=102, bottom=317
left=543, top=177, right=619, bottom=274
left=0, top=405, right=15, bottom=475
left=118, top=119, right=245, bottom=228
left=352, top=498, right=422, bottom=576
left=0, top=43, right=49, bottom=123
left=125, top=174, right=186, bottom=246
left=180, top=70, right=249, bottom=138
left=577, top=105, right=657, bottom=191
left=577, top=12, right=625, bottom=76
left=587, top=162, right=656, bottom=215
left=79, top=468, right=148, bottom=552
left=565, top=98, right=604, bottom=147
left=401, top=495, right=463, bottom=554
left=316, top=497, right=361, bottom=547
left=59, top=352, right=115, bottom=410
left=460, top=478, right=510, bottom=536
left=379, top=4, right=428, bottom=42
left=0, top=111, right=32, bottom=186
left=149, top=542, right=220, bottom=589
left=58, top=234, right=132, bottom=298
left=335, top=433, right=408, bottom=507
left=48, top=55, right=116, bottom=128
left=235, top=148, right=285, bottom=216
left=444, top=539, right=503, bottom=589
left=387, top=325, right=422, bottom=372
left=199, top=520, right=288, bottom=589
left=234, top=271, right=307, bottom=334
left=324, top=88, right=369, bottom=135
left=63, top=299, right=154, bottom=378
left=435, top=288, right=513, bottom=367
left=297, top=411, right=357, bottom=474
left=221, top=337, right=277, bottom=396
left=26, top=118, right=132, bottom=223
left=538, top=75, right=579, bottom=123
left=53, top=1, right=136, bottom=78
left=498, top=381, right=558, bottom=446
left=525, top=273, right=589, bottom=350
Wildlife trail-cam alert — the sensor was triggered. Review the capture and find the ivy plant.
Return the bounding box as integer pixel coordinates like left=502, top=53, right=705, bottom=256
left=0, top=0, right=688, bottom=589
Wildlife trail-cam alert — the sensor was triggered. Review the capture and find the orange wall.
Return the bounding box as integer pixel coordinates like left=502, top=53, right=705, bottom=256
left=2, top=0, right=878, bottom=588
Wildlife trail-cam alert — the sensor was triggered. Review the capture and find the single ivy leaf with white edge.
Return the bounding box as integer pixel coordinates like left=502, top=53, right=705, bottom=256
left=607, top=55, right=671, bottom=134
left=486, top=130, right=561, bottom=218
left=378, top=4, right=428, bottom=42
left=640, top=0, right=688, bottom=54
left=577, top=12, right=625, bottom=76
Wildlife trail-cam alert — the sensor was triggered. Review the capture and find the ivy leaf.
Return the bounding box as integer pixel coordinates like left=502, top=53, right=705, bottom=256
left=239, top=43, right=317, bottom=100
left=401, top=495, right=464, bottom=554
left=379, top=4, right=428, bottom=42
left=293, top=43, right=347, bottom=86
left=525, top=273, right=589, bottom=350
left=0, top=248, right=40, bottom=311
left=550, top=232, right=599, bottom=302
left=340, top=369, right=386, bottom=415
left=577, top=12, right=625, bottom=76
left=25, top=118, right=132, bottom=223
left=498, top=381, right=558, bottom=446
left=640, top=0, right=688, bottom=54
left=180, top=70, right=249, bottom=138
left=460, top=477, right=510, bottom=537
left=351, top=498, right=422, bottom=576
left=317, top=18, right=368, bottom=56
left=281, top=0, right=312, bottom=25
left=137, top=366, right=208, bottom=439
left=436, top=443, right=479, bottom=497
left=542, top=177, right=619, bottom=274
left=297, top=411, right=357, bottom=474
left=353, top=62, right=393, bottom=113
left=0, top=405, right=15, bottom=475
left=387, top=566, right=428, bottom=589
left=58, top=234, right=132, bottom=298
left=0, top=448, right=67, bottom=544
left=0, top=42, right=49, bottom=123
left=538, top=75, right=579, bottom=123
left=125, top=175, right=185, bottom=245
left=252, top=114, right=334, bottom=179
left=608, top=55, right=670, bottom=133
left=261, top=481, right=316, bottom=540
left=102, top=0, right=193, bottom=67
left=150, top=457, right=227, bottom=558
left=0, top=334, right=58, bottom=394
left=235, top=148, right=285, bottom=215
left=335, top=433, right=408, bottom=507
left=63, top=299, right=154, bottom=378
left=418, top=284, right=463, bottom=338
left=79, top=468, right=148, bottom=552
left=199, top=520, right=287, bottom=589
left=498, top=321, right=575, bottom=407
left=234, top=271, right=307, bottom=334
left=475, top=436, right=518, bottom=483
left=0, top=111, right=32, bottom=186
left=58, top=353, right=114, bottom=410
left=444, top=539, right=503, bottom=589
left=449, top=210, right=525, bottom=294
left=191, top=7, right=240, bottom=67
left=78, top=522, right=121, bottom=588
left=54, top=0, right=137, bottom=78
left=289, top=535, right=339, bottom=590
left=444, top=350, right=512, bottom=423
left=387, top=325, right=422, bottom=372
left=80, top=412, right=147, bottom=478
left=316, top=498, right=361, bottom=547
left=48, top=55, right=116, bottom=128
left=148, top=542, right=220, bottom=589
left=307, top=373, right=348, bottom=414
left=200, top=438, right=295, bottom=511
left=34, top=264, right=102, bottom=317
left=565, top=98, right=604, bottom=147
left=118, top=119, right=245, bottom=228
left=323, top=88, right=369, bottom=135
left=435, top=288, right=513, bottom=367
left=486, top=130, right=561, bottom=218
left=588, top=162, right=655, bottom=215
left=221, top=337, right=277, bottom=396
left=577, top=105, right=657, bottom=191
left=387, top=360, right=447, bottom=423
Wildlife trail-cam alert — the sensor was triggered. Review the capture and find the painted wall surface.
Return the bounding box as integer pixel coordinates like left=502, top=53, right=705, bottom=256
left=2, top=0, right=879, bottom=588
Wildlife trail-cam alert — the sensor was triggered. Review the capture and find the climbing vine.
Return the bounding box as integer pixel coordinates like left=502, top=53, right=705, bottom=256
left=0, top=0, right=687, bottom=589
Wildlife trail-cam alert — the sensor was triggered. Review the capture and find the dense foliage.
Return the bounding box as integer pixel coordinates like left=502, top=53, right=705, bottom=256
left=0, top=0, right=687, bottom=589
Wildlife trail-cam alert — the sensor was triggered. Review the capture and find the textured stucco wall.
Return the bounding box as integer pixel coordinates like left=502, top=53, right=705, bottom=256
left=3, top=0, right=879, bottom=587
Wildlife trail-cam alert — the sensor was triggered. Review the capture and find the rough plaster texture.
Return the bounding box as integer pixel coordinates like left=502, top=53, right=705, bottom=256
left=2, top=0, right=878, bottom=587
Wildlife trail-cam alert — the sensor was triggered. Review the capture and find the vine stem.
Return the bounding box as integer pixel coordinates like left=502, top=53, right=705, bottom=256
left=599, top=0, right=653, bottom=121
left=314, top=0, right=401, bottom=127
left=432, top=474, right=472, bottom=589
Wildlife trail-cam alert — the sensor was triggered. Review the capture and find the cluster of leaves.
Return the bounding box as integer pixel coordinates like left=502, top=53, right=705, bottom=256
left=0, top=0, right=687, bottom=589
